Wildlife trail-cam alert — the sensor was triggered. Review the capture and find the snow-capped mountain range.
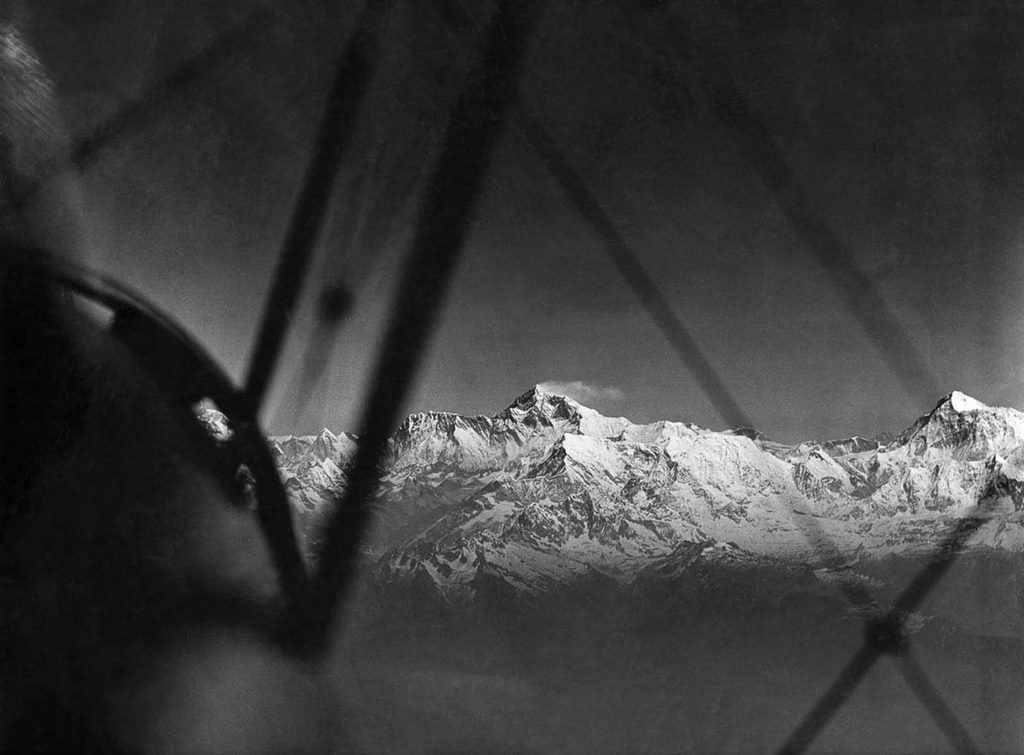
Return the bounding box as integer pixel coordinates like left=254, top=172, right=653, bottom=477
left=259, top=387, right=1024, bottom=604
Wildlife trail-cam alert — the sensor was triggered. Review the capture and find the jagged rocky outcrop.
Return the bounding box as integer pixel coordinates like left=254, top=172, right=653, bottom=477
left=247, top=387, right=1024, bottom=604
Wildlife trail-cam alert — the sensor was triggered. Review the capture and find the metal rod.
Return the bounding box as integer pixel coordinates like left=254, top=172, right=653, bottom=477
left=300, top=0, right=543, bottom=657
left=20, top=6, right=275, bottom=209
left=515, top=102, right=753, bottom=430
left=894, top=652, right=980, bottom=754
left=430, top=0, right=752, bottom=431
left=244, top=0, right=394, bottom=411
left=659, top=10, right=943, bottom=410
left=776, top=642, right=880, bottom=754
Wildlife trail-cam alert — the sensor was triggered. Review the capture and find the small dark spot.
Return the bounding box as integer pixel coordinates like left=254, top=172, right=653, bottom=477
left=318, top=282, right=352, bottom=324
left=864, top=615, right=907, bottom=655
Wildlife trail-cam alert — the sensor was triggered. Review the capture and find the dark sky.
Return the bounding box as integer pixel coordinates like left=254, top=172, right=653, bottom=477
left=23, top=0, right=1024, bottom=442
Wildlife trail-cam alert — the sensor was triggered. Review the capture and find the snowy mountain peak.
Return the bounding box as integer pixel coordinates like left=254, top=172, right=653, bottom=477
left=892, top=390, right=1024, bottom=462
left=311, top=428, right=343, bottom=461
left=498, top=385, right=582, bottom=424
left=944, top=390, right=988, bottom=414
left=262, top=385, right=1024, bottom=603
left=497, top=385, right=634, bottom=440
left=194, top=404, right=232, bottom=441
left=922, top=391, right=1016, bottom=432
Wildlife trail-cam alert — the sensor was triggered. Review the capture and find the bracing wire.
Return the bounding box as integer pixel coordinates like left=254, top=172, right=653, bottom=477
left=299, top=0, right=543, bottom=657
left=245, top=0, right=396, bottom=412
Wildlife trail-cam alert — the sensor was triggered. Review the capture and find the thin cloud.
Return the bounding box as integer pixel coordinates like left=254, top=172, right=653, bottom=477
left=539, top=380, right=625, bottom=405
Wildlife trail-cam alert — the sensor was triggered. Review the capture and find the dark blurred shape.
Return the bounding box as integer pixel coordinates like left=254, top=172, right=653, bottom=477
left=515, top=102, right=754, bottom=431
left=276, top=280, right=353, bottom=429
left=318, top=280, right=352, bottom=325
left=777, top=492, right=999, bottom=753
left=864, top=614, right=907, bottom=656
left=894, top=652, right=980, bottom=755
left=0, top=262, right=90, bottom=559
left=428, top=0, right=753, bottom=431
left=244, top=0, right=395, bottom=411
left=22, top=6, right=276, bottom=208
left=658, top=7, right=943, bottom=410
left=304, top=0, right=543, bottom=656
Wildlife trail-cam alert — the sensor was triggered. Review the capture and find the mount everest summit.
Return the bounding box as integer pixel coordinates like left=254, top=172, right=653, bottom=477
left=254, top=386, right=1024, bottom=604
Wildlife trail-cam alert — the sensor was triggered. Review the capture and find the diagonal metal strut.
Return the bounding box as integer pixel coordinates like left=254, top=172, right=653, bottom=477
left=430, top=0, right=752, bottom=432
left=297, top=0, right=544, bottom=657
left=656, top=9, right=943, bottom=411
left=775, top=498, right=997, bottom=754
left=245, top=0, right=396, bottom=412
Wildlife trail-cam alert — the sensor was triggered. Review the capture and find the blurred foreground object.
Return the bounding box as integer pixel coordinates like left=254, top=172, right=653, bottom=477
left=0, top=17, right=339, bottom=752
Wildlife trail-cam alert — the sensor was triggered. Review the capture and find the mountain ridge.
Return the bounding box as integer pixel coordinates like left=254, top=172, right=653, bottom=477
left=246, top=386, right=1024, bottom=604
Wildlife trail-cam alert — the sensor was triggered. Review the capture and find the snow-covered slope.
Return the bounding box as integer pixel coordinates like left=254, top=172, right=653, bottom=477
left=247, top=386, right=1024, bottom=604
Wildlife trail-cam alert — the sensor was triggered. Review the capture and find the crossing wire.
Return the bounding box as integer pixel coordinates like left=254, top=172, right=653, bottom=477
left=655, top=9, right=943, bottom=410
left=297, top=0, right=543, bottom=657
left=431, top=0, right=752, bottom=432
left=515, top=103, right=754, bottom=431
left=239, top=0, right=394, bottom=614
left=165, top=4, right=1010, bottom=748
left=601, top=7, right=991, bottom=750
left=245, top=0, right=396, bottom=412
left=776, top=497, right=998, bottom=753
left=33, top=6, right=1009, bottom=748
left=18, top=6, right=276, bottom=211
left=426, top=8, right=983, bottom=749
left=239, top=0, right=396, bottom=616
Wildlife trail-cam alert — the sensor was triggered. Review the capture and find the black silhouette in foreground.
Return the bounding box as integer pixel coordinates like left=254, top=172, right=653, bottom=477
left=0, top=0, right=540, bottom=749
